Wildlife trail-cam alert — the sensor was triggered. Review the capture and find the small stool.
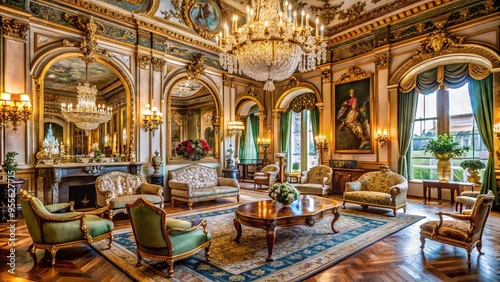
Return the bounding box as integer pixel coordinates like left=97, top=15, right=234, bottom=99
left=455, top=191, right=480, bottom=213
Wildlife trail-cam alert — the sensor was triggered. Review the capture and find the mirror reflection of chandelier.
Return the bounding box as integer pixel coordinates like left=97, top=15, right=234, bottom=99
left=218, top=0, right=327, bottom=91
left=61, top=62, right=112, bottom=135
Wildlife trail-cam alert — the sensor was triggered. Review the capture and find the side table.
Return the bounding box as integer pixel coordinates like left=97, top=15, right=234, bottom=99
left=222, top=168, right=239, bottom=180
left=285, top=172, right=301, bottom=183
left=422, top=180, right=474, bottom=204
left=0, top=179, right=24, bottom=222
left=150, top=174, right=164, bottom=186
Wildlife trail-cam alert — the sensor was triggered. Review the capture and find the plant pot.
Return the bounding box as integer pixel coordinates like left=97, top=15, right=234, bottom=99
left=437, top=159, right=451, bottom=182
left=467, top=169, right=481, bottom=184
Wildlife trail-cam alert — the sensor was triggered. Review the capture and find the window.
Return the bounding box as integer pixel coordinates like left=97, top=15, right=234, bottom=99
left=289, top=110, right=318, bottom=173
left=411, top=83, right=488, bottom=181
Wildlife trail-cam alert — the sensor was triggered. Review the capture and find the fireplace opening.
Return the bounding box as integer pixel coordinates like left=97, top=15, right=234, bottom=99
left=69, top=184, right=97, bottom=210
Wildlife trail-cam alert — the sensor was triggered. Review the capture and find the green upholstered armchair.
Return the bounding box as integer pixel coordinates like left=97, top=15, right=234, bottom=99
left=19, top=189, right=114, bottom=265
left=420, top=191, right=494, bottom=268
left=126, top=197, right=212, bottom=278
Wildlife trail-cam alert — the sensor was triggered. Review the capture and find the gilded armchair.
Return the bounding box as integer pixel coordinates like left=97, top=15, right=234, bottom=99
left=419, top=191, right=494, bottom=268
left=19, top=189, right=113, bottom=265
left=126, top=197, right=212, bottom=278
left=253, top=164, right=280, bottom=189
left=295, top=165, right=333, bottom=197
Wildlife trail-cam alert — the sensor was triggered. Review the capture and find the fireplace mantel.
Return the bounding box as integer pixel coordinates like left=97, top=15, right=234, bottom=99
left=35, top=162, right=143, bottom=205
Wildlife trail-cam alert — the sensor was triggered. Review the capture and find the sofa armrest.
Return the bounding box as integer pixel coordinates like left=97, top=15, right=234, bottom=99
left=300, top=171, right=308, bottom=183
left=217, top=177, right=239, bottom=187
left=460, top=191, right=480, bottom=197
left=104, top=191, right=114, bottom=205
left=169, top=180, right=191, bottom=191
left=254, top=172, right=266, bottom=177
left=140, top=182, right=163, bottom=196
left=345, top=181, right=362, bottom=192
left=390, top=184, right=408, bottom=205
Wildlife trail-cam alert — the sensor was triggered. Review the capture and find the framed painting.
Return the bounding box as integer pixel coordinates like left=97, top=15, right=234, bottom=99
left=183, top=0, right=223, bottom=39
left=333, top=66, right=374, bottom=153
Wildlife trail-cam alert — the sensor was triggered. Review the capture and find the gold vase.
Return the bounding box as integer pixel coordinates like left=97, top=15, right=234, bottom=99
left=437, top=159, right=451, bottom=182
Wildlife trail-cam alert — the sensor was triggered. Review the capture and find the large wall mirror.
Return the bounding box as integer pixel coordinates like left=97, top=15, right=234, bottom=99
left=40, top=56, right=130, bottom=161
left=166, top=78, right=220, bottom=162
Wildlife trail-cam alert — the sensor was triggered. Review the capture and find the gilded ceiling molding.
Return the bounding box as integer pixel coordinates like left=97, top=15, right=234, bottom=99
left=247, top=85, right=256, bottom=97
left=187, top=53, right=206, bottom=81
left=390, top=29, right=500, bottom=86
left=151, top=57, right=166, bottom=72
left=321, top=70, right=331, bottom=84
left=59, top=0, right=135, bottom=23
left=223, top=74, right=233, bottom=88
left=62, top=16, right=114, bottom=64
left=136, top=19, right=217, bottom=53
left=137, top=55, right=151, bottom=69
left=1, top=18, right=29, bottom=40
left=290, top=93, right=317, bottom=113
left=334, top=66, right=373, bottom=85
left=374, top=52, right=390, bottom=70
left=286, top=76, right=299, bottom=89
left=166, top=64, right=176, bottom=74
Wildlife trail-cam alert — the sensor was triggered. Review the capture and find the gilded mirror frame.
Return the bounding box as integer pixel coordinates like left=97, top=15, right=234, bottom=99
left=32, top=51, right=135, bottom=161
left=164, top=73, right=221, bottom=163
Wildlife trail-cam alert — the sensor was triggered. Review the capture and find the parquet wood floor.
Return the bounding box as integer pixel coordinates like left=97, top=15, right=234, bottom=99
left=1, top=183, right=499, bottom=281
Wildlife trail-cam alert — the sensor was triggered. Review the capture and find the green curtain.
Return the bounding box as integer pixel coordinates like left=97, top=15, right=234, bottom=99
left=238, top=117, right=247, bottom=161
left=250, top=114, right=259, bottom=157
left=310, top=107, right=320, bottom=153
left=397, top=89, right=419, bottom=178
left=468, top=75, right=497, bottom=204
left=280, top=111, right=291, bottom=153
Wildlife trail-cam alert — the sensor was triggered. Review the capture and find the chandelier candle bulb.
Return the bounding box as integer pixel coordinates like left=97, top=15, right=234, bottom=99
left=247, top=6, right=250, bottom=24
left=301, top=11, right=304, bottom=28
left=306, top=14, right=309, bottom=28
left=293, top=11, right=296, bottom=27
left=315, top=18, right=319, bottom=37
left=321, top=25, right=324, bottom=37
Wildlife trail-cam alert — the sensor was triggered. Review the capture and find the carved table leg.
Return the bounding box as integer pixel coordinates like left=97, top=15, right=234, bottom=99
left=331, top=207, right=340, bottom=233
left=233, top=217, right=242, bottom=242
left=266, top=221, right=276, bottom=262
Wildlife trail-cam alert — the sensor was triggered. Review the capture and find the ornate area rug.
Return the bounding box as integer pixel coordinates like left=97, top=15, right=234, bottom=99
left=93, top=201, right=424, bottom=282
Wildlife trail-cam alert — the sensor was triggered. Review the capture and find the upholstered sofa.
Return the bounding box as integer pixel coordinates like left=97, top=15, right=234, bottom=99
left=343, top=166, right=408, bottom=216
left=169, top=164, right=240, bottom=210
left=95, top=171, right=164, bottom=220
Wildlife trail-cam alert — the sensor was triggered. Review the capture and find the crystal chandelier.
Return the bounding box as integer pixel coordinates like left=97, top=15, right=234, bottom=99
left=218, top=0, right=327, bottom=91
left=61, top=63, right=112, bottom=134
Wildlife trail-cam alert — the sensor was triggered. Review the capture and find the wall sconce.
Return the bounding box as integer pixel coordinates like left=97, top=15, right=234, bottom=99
left=0, top=92, right=32, bottom=131
left=314, top=135, right=328, bottom=153
left=494, top=123, right=500, bottom=139
left=228, top=120, right=244, bottom=137
left=375, top=129, right=389, bottom=148
left=143, top=102, right=163, bottom=136
left=314, top=135, right=328, bottom=164
left=258, top=138, right=271, bottom=165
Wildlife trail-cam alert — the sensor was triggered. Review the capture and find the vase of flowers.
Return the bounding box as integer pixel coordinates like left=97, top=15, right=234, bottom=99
left=460, top=160, right=485, bottom=184
left=269, top=183, right=300, bottom=207
left=176, top=139, right=210, bottom=161
left=423, top=134, right=470, bottom=182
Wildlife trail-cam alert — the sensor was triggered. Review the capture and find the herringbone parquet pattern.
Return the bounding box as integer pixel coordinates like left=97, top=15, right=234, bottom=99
left=1, top=183, right=499, bottom=282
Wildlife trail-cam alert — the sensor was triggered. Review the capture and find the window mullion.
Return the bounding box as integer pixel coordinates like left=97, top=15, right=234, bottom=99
left=437, top=88, right=450, bottom=135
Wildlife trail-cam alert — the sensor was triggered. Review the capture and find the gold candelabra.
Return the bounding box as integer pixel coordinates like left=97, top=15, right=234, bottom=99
left=0, top=92, right=32, bottom=131
left=258, top=138, right=271, bottom=165
left=143, top=102, right=163, bottom=136
left=375, top=129, right=389, bottom=148
left=314, top=135, right=328, bottom=164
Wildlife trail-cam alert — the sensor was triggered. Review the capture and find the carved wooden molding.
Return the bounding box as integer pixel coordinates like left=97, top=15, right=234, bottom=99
left=334, top=66, right=373, bottom=85
left=2, top=18, right=29, bottom=40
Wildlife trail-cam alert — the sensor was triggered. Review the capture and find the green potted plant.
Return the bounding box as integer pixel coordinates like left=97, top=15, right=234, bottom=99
left=292, top=162, right=300, bottom=172
left=423, top=134, right=470, bottom=182
left=2, top=151, right=19, bottom=179
left=460, top=160, right=485, bottom=184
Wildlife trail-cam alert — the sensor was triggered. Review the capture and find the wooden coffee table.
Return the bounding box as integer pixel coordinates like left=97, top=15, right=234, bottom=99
left=233, top=195, right=341, bottom=262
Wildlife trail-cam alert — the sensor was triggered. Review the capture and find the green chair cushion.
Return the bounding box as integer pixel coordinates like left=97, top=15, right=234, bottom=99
left=137, top=229, right=212, bottom=256
left=166, top=218, right=192, bottom=230
left=42, top=215, right=113, bottom=244
left=109, top=194, right=162, bottom=209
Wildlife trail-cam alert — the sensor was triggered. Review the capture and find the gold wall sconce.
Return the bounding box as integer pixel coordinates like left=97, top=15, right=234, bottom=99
left=375, top=129, right=389, bottom=148
left=314, top=135, right=328, bottom=164
left=258, top=138, right=271, bottom=165
left=0, top=92, right=32, bottom=131
left=143, top=102, right=163, bottom=136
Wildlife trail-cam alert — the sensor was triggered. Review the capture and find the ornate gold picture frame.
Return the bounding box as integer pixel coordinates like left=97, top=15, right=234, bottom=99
left=333, top=67, right=374, bottom=154
left=182, top=0, right=223, bottom=39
